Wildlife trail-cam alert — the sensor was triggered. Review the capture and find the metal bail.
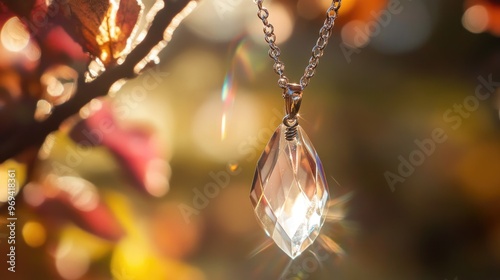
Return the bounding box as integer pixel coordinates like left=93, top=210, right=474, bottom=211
left=283, top=83, right=303, bottom=141
left=283, top=83, right=303, bottom=120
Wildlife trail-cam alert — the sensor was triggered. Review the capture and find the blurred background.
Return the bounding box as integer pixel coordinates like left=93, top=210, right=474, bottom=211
left=1, top=0, right=500, bottom=279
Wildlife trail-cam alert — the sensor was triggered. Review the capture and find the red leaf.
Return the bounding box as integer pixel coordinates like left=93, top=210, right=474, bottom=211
left=44, top=26, right=87, bottom=60
left=25, top=177, right=125, bottom=241
left=70, top=101, right=169, bottom=197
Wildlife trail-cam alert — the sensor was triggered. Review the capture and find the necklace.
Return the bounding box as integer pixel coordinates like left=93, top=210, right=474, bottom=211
left=250, top=0, right=341, bottom=259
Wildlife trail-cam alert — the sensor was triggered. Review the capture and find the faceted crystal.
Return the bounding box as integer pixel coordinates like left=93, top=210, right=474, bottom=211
left=250, top=124, right=329, bottom=259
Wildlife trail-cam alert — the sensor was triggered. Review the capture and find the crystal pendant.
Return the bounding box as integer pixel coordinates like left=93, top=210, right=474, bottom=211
left=250, top=123, right=329, bottom=259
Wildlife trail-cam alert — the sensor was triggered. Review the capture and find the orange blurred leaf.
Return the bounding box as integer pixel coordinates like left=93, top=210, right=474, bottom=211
left=65, top=0, right=143, bottom=66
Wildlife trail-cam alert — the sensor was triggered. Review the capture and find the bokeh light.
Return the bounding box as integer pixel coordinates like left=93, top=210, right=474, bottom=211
left=149, top=202, right=203, bottom=259
left=55, top=237, right=91, bottom=280
left=34, top=99, right=53, bottom=122
left=0, top=17, right=30, bottom=52
left=144, top=158, right=170, bottom=197
left=341, top=20, right=371, bottom=48
left=191, top=93, right=261, bottom=162
left=184, top=0, right=253, bottom=42
left=462, top=5, right=489, bottom=34
left=52, top=176, right=99, bottom=212
left=463, top=0, right=500, bottom=36
left=370, top=0, right=433, bottom=54
left=111, top=237, right=153, bottom=280
left=248, top=2, right=294, bottom=46
left=167, top=48, right=224, bottom=92
left=318, top=0, right=357, bottom=15
left=79, top=98, right=103, bottom=119
left=40, top=65, right=78, bottom=106
left=1, top=1, right=500, bottom=280
left=23, top=182, right=46, bottom=207
left=22, top=221, right=47, bottom=248
left=0, top=159, right=26, bottom=202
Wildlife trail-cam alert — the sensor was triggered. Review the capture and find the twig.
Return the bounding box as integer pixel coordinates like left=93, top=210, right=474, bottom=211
left=0, top=0, right=194, bottom=163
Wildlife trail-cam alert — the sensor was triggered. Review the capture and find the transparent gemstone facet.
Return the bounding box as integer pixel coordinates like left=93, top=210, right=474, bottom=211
left=250, top=124, right=329, bottom=259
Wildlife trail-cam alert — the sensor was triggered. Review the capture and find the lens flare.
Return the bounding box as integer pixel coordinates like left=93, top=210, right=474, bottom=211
left=221, top=72, right=235, bottom=141
left=221, top=39, right=256, bottom=140
left=233, top=39, right=255, bottom=80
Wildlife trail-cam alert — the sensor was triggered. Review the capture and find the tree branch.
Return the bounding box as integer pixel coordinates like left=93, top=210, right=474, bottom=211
left=0, top=0, right=195, bottom=163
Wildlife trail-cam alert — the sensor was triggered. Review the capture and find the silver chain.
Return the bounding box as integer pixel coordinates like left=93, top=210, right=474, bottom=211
left=255, top=0, right=341, bottom=89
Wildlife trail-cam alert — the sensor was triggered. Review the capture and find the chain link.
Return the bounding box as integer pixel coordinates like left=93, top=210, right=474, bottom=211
left=255, top=0, right=341, bottom=89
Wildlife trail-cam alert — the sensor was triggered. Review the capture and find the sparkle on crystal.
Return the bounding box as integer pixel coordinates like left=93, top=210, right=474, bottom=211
left=250, top=124, right=329, bottom=259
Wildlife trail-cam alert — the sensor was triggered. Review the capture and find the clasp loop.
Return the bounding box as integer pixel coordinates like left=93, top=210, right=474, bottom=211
left=283, top=83, right=302, bottom=121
